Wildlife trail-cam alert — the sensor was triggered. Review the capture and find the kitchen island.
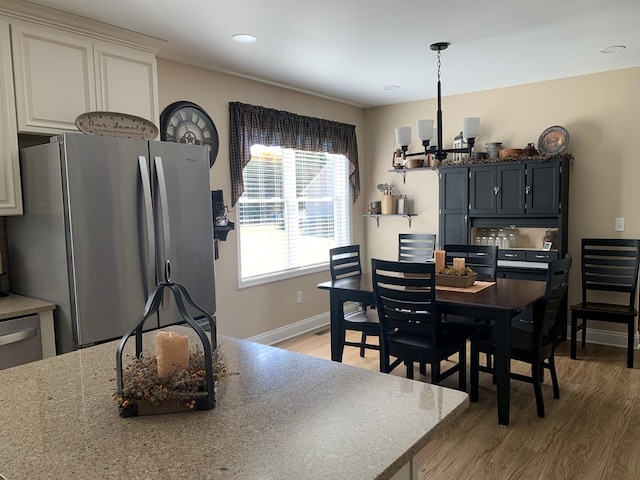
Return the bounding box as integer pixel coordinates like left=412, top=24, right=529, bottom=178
left=0, top=328, right=468, bottom=480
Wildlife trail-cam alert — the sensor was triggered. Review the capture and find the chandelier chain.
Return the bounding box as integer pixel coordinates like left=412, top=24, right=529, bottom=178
left=437, top=50, right=442, bottom=82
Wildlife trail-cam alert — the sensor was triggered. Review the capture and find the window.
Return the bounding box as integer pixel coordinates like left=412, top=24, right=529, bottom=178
left=238, top=146, right=350, bottom=286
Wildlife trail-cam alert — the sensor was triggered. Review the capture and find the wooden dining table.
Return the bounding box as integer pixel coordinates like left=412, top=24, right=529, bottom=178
left=317, top=273, right=547, bottom=426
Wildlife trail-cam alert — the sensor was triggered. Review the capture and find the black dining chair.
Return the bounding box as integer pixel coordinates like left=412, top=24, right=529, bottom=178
left=470, top=256, right=572, bottom=417
left=329, top=245, right=380, bottom=358
left=440, top=244, right=499, bottom=339
left=398, top=233, right=436, bottom=263
left=443, top=244, right=498, bottom=280
left=570, top=238, right=640, bottom=368
left=371, top=258, right=467, bottom=391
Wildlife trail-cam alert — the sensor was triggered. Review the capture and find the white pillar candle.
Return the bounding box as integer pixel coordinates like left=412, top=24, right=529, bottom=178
left=156, top=331, right=189, bottom=379
left=453, top=257, right=466, bottom=273
left=434, top=250, right=446, bottom=274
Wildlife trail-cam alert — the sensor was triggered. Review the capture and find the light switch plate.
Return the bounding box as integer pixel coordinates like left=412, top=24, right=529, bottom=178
left=615, top=217, right=625, bottom=232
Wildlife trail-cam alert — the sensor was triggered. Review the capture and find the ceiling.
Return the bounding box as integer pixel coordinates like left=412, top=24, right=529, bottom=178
left=24, top=0, right=640, bottom=108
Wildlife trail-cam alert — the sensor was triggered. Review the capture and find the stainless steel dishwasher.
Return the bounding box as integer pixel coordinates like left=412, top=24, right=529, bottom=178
left=0, top=314, right=42, bottom=370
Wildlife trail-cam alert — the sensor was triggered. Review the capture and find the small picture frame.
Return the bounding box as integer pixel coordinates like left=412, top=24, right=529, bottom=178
left=543, top=241, right=553, bottom=251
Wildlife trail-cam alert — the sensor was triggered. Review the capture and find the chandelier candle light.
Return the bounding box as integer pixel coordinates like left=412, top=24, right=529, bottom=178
left=394, top=42, right=480, bottom=162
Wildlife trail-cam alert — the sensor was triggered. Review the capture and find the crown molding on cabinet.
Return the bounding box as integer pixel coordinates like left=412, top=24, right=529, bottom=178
left=0, top=0, right=166, bottom=53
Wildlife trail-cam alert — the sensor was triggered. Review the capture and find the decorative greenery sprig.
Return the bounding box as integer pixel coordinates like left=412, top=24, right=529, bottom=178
left=114, top=346, right=237, bottom=407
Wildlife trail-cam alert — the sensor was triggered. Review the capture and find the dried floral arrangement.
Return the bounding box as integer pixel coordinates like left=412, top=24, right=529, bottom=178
left=439, top=266, right=476, bottom=276
left=441, top=152, right=573, bottom=166
left=114, top=346, right=237, bottom=409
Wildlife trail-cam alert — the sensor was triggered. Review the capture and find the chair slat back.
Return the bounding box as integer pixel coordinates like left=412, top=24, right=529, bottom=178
left=581, top=239, right=640, bottom=308
left=398, top=233, right=436, bottom=263
left=443, top=244, right=498, bottom=280
left=329, top=245, right=363, bottom=281
left=537, top=256, right=572, bottom=343
left=371, top=259, right=438, bottom=340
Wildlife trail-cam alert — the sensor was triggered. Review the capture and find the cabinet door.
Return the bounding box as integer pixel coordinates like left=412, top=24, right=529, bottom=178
left=11, top=22, right=96, bottom=133
left=94, top=42, right=159, bottom=126
left=0, top=20, right=22, bottom=215
left=526, top=161, right=561, bottom=214
left=439, top=167, right=469, bottom=246
left=469, top=165, right=496, bottom=215
left=497, top=163, right=525, bottom=215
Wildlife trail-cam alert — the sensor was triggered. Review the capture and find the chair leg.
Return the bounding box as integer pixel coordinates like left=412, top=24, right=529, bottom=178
left=531, top=361, right=545, bottom=418
left=379, top=345, right=388, bottom=373
left=359, top=333, right=367, bottom=358
left=581, top=318, right=587, bottom=348
left=570, top=312, right=578, bottom=360
left=405, top=360, right=414, bottom=380
left=458, top=346, right=467, bottom=392
left=627, top=321, right=634, bottom=368
left=419, top=362, right=426, bottom=375
left=548, top=354, right=560, bottom=399
left=470, top=342, right=480, bottom=402
left=431, top=360, right=441, bottom=384
left=485, top=352, right=492, bottom=370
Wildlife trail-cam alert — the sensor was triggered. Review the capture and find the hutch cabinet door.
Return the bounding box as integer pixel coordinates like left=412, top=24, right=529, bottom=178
left=496, top=163, right=525, bottom=215
left=526, top=160, right=561, bottom=214
left=469, top=165, right=496, bottom=215
left=439, top=167, right=469, bottom=246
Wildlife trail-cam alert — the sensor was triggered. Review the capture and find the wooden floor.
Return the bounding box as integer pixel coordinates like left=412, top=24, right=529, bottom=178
left=275, top=330, right=640, bottom=479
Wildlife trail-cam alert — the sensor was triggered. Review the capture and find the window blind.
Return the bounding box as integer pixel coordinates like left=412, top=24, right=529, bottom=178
left=238, top=146, right=350, bottom=283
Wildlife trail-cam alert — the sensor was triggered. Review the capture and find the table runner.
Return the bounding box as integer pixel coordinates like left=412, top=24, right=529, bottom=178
left=435, top=280, right=495, bottom=294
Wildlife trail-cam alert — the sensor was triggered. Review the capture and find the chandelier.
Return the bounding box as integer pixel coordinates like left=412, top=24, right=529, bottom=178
left=394, top=42, right=480, bottom=162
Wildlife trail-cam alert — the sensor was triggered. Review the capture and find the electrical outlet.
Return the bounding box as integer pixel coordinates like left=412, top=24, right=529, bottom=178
left=296, top=291, right=302, bottom=303
left=615, top=217, right=625, bottom=232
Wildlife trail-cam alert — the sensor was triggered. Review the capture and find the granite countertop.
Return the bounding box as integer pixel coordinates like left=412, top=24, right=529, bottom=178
left=0, top=328, right=468, bottom=480
left=0, top=293, right=55, bottom=320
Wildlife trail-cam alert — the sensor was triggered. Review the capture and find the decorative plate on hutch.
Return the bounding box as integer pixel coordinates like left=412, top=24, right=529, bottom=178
left=538, top=125, right=569, bottom=155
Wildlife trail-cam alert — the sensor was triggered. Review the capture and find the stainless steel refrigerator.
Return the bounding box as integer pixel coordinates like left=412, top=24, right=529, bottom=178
left=7, top=132, right=216, bottom=354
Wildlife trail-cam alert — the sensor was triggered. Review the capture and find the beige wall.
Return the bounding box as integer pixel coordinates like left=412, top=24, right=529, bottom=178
left=158, top=60, right=639, bottom=339
left=157, top=59, right=366, bottom=339
left=364, top=67, right=640, bottom=331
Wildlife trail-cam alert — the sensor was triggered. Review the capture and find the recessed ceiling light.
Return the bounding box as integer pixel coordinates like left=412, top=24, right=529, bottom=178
left=598, top=45, right=626, bottom=54
left=231, top=34, right=257, bottom=44
left=383, top=85, right=401, bottom=91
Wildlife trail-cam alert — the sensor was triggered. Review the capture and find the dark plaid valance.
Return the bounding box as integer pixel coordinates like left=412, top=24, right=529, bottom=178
left=229, top=101, right=360, bottom=206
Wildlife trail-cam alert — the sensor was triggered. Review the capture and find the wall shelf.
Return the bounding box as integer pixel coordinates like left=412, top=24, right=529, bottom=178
left=363, top=213, right=416, bottom=228
left=388, top=166, right=437, bottom=183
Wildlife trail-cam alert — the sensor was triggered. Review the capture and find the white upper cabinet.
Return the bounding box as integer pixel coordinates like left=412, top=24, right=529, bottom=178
left=11, top=22, right=96, bottom=133
left=94, top=41, right=159, bottom=123
left=3, top=1, right=162, bottom=136
left=0, top=19, right=22, bottom=215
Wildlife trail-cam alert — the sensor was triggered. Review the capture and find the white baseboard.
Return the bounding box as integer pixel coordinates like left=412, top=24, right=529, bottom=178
left=247, top=309, right=639, bottom=350
left=245, top=303, right=360, bottom=346
left=565, top=325, right=639, bottom=350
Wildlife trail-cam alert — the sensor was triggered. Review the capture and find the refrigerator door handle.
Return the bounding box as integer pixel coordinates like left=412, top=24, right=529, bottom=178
left=154, top=156, right=171, bottom=271
left=138, top=156, right=155, bottom=295
left=154, top=155, right=172, bottom=311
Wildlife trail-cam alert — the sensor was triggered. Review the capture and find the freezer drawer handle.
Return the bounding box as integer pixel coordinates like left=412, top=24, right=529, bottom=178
left=0, top=327, right=37, bottom=347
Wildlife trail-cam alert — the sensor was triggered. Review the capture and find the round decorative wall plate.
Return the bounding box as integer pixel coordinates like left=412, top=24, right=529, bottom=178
left=75, top=112, right=158, bottom=140
left=538, top=125, right=569, bottom=155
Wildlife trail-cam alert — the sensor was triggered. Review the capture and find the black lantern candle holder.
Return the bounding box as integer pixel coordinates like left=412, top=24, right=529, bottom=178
left=115, top=262, right=217, bottom=417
